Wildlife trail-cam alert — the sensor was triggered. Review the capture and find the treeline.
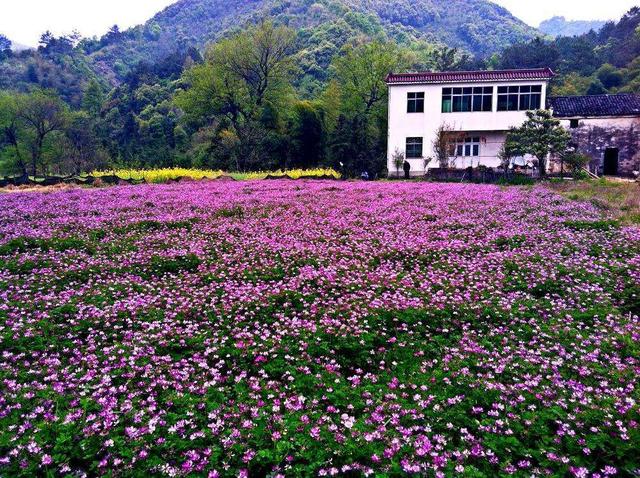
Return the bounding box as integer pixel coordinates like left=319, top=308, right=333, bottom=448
left=1, top=22, right=473, bottom=178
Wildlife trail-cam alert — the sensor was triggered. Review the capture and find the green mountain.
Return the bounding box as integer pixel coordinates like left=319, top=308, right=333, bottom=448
left=539, top=16, right=605, bottom=38
left=1, top=0, right=538, bottom=106
left=87, top=0, right=536, bottom=81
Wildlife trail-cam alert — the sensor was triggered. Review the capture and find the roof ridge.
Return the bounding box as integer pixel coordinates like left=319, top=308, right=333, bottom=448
left=386, top=68, right=555, bottom=85
left=390, top=67, right=552, bottom=75
left=549, top=93, right=640, bottom=99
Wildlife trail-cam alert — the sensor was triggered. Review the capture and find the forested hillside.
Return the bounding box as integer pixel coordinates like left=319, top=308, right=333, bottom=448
left=1, top=0, right=535, bottom=99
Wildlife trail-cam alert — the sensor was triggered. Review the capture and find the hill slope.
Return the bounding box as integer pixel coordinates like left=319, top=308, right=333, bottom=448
left=0, top=0, right=538, bottom=103
left=88, top=0, right=537, bottom=80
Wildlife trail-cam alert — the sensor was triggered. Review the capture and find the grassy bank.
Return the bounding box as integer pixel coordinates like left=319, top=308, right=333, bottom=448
left=548, top=178, right=640, bottom=225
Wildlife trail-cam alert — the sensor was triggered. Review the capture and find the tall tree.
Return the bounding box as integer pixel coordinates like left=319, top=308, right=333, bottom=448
left=16, top=90, right=69, bottom=177
left=0, top=93, right=28, bottom=177
left=62, top=112, right=107, bottom=175
left=175, top=21, right=295, bottom=171
left=212, top=21, right=295, bottom=109
left=330, top=40, right=413, bottom=175
left=82, top=79, right=105, bottom=117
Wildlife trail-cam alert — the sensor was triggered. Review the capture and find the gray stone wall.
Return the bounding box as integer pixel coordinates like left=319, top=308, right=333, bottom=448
left=561, top=119, right=640, bottom=176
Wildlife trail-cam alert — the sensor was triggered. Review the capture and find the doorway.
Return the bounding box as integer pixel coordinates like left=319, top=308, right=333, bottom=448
left=603, top=148, right=619, bottom=176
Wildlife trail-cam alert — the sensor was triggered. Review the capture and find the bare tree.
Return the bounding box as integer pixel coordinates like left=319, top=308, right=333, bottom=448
left=433, top=123, right=465, bottom=169
left=392, top=148, right=405, bottom=178
left=212, top=21, right=295, bottom=109
left=498, top=133, right=518, bottom=176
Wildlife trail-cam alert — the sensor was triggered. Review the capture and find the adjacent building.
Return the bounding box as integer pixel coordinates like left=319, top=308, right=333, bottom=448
left=386, top=67, right=640, bottom=178
left=385, top=68, right=554, bottom=177
left=547, top=94, right=640, bottom=177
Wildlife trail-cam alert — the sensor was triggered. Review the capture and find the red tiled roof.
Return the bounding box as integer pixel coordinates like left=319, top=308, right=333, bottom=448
left=385, top=68, right=555, bottom=85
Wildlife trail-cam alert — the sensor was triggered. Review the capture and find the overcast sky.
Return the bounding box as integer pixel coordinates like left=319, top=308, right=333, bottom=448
left=1, top=0, right=638, bottom=46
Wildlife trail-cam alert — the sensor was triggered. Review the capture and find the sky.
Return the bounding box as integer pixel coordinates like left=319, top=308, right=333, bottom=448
left=1, top=0, right=638, bottom=47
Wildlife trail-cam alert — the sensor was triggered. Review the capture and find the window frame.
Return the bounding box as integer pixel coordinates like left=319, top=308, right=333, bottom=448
left=407, top=92, right=425, bottom=113
left=452, top=136, right=481, bottom=157
left=405, top=137, right=424, bottom=159
left=442, top=86, right=493, bottom=113
left=497, top=84, right=542, bottom=112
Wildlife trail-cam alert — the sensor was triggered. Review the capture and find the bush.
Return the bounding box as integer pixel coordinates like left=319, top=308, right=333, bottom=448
left=497, top=174, right=536, bottom=186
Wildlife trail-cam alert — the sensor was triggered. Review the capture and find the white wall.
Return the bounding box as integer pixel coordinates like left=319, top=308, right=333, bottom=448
left=387, top=80, right=548, bottom=175
left=558, top=116, right=638, bottom=129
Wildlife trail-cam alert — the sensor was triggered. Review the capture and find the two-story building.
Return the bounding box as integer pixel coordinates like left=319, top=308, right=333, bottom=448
left=385, top=68, right=555, bottom=177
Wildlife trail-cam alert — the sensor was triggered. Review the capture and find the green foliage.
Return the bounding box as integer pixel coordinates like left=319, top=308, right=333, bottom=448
left=563, top=219, right=620, bottom=231
left=329, top=40, right=412, bottom=175
left=506, top=110, right=571, bottom=177
left=0, top=89, right=70, bottom=176
left=561, top=151, right=591, bottom=178
left=82, top=79, right=104, bottom=117
left=147, top=253, right=202, bottom=276
left=498, top=7, right=640, bottom=94
left=174, top=22, right=295, bottom=171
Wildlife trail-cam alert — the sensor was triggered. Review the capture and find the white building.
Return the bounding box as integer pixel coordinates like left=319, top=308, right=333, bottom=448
left=385, top=68, right=554, bottom=177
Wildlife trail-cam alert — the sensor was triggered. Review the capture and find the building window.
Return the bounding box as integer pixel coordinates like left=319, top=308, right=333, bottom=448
left=442, top=87, right=493, bottom=113
left=452, top=137, right=481, bottom=157
left=497, top=85, right=542, bottom=111
left=406, top=137, right=423, bottom=158
left=407, top=92, right=425, bottom=113
left=570, top=119, right=579, bottom=128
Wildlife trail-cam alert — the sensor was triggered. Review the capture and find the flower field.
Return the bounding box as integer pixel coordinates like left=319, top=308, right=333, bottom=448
left=0, top=181, right=639, bottom=477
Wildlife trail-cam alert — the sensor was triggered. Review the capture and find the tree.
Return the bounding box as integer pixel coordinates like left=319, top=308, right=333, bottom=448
left=175, top=21, right=296, bottom=171
left=595, top=63, right=624, bottom=90
left=333, top=41, right=411, bottom=117
left=331, top=41, right=413, bottom=175
left=430, top=46, right=472, bottom=72
left=392, top=148, right=405, bottom=178
left=15, top=90, right=69, bottom=177
left=0, top=93, right=28, bottom=177
left=586, top=79, right=607, bottom=95
left=497, top=135, right=519, bottom=175
left=505, top=110, right=571, bottom=178
left=82, top=79, right=105, bottom=117
left=499, top=38, right=560, bottom=70
left=0, top=34, right=10, bottom=51
left=289, top=100, right=324, bottom=169
left=212, top=21, right=295, bottom=109
left=62, top=112, right=108, bottom=175
left=0, top=34, right=11, bottom=61
left=562, top=151, right=591, bottom=178
left=432, top=123, right=465, bottom=169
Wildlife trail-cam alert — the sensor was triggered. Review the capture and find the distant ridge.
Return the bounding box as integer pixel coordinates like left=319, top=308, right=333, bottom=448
left=539, top=16, right=605, bottom=37
left=11, top=42, right=35, bottom=52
